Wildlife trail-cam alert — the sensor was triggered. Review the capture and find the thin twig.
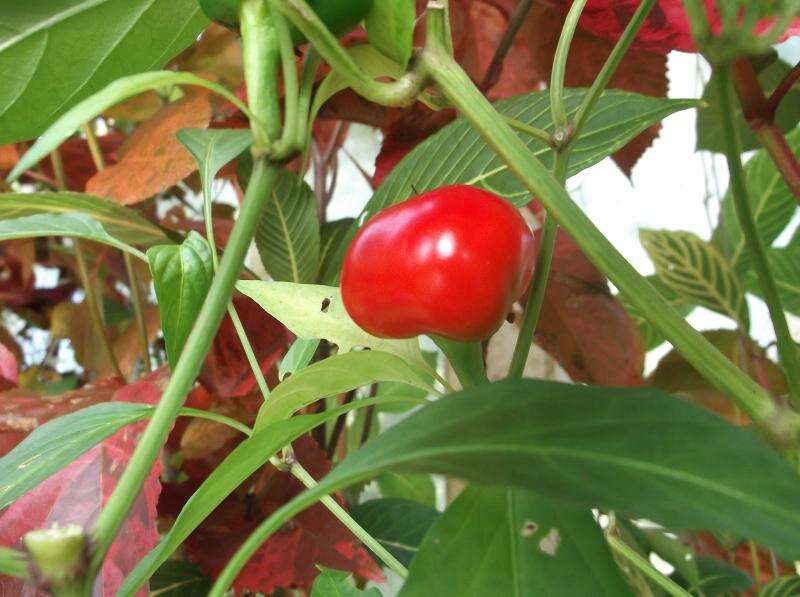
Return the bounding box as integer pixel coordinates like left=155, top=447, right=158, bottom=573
left=765, top=60, right=800, bottom=117
left=325, top=390, right=356, bottom=458
left=481, top=0, right=534, bottom=91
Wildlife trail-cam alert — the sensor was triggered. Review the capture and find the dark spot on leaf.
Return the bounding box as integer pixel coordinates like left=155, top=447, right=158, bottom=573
left=321, top=298, right=331, bottom=312
left=506, top=312, right=516, bottom=324
left=521, top=521, right=538, bottom=537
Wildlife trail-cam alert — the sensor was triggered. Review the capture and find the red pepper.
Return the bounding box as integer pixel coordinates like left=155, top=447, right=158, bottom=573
left=341, top=185, right=536, bottom=342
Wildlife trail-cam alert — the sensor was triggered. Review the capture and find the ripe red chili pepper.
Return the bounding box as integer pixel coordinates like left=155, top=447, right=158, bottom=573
left=341, top=185, right=536, bottom=342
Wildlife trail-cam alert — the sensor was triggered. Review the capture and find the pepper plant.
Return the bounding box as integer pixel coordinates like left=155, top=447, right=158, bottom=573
left=0, top=0, right=800, bottom=595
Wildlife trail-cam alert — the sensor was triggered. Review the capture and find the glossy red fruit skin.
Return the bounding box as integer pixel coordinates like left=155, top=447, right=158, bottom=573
left=341, top=185, right=536, bottom=342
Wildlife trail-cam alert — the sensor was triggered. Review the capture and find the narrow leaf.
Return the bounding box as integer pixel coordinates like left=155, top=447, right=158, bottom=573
left=365, top=0, right=416, bottom=67
left=279, top=338, right=321, bottom=381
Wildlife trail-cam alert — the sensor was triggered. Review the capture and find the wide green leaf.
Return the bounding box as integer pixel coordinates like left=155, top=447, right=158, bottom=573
left=236, top=280, right=426, bottom=367
left=713, top=128, right=799, bottom=274
left=255, top=350, right=435, bottom=430
left=640, top=229, right=749, bottom=329
left=402, top=486, right=631, bottom=596
left=747, top=243, right=800, bottom=317
left=0, top=402, right=152, bottom=509
left=0, top=0, right=207, bottom=144
left=698, top=61, right=800, bottom=154
left=311, top=567, right=381, bottom=597
left=8, top=71, right=246, bottom=182
left=120, top=395, right=419, bottom=595
left=252, top=379, right=800, bottom=565
left=0, top=192, right=168, bottom=247
left=148, top=231, right=214, bottom=369
left=365, top=0, right=415, bottom=67
left=350, top=498, right=440, bottom=568
left=761, top=575, right=800, bottom=597
left=255, top=168, right=320, bottom=283
left=0, top=212, right=144, bottom=258
left=321, top=90, right=699, bottom=279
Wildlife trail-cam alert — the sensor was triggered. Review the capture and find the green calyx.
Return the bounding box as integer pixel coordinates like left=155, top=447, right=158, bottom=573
left=198, top=0, right=374, bottom=42
left=24, top=524, right=87, bottom=592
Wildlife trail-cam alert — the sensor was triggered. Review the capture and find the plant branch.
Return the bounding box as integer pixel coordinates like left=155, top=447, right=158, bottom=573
left=608, top=536, right=691, bottom=597
left=274, top=0, right=425, bottom=106
left=713, top=65, right=800, bottom=404
left=418, top=7, right=793, bottom=446
left=87, top=159, right=279, bottom=586
left=502, top=115, right=554, bottom=146
left=481, top=0, right=534, bottom=91
left=766, top=61, right=800, bottom=117
left=83, top=122, right=151, bottom=374
left=549, top=0, right=588, bottom=129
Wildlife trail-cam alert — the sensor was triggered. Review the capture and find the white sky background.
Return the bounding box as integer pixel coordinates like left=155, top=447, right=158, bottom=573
left=326, top=41, right=800, bottom=373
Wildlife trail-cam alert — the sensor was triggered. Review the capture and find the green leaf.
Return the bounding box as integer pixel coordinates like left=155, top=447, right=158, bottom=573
left=365, top=0, right=415, bottom=67
left=0, top=0, right=207, bottom=145
left=264, top=379, right=800, bottom=563
left=349, top=498, right=440, bottom=568
left=377, top=472, right=436, bottom=507
left=0, top=212, right=143, bottom=258
left=690, top=557, right=753, bottom=595
left=147, top=231, right=214, bottom=369
left=640, top=229, right=749, bottom=329
left=747, top=243, right=800, bottom=317
left=311, top=566, right=382, bottom=597
left=255, top=168, right=320, bottom=283
left=176, top=128, right=253, bottom=211
left=150, top=560, right=211, bottom=596
left=0, top=402, right=152, bottom=509
left=402, top=486, right=631, bottom=596
left=698, top=61, right=800, bottom=154
left=321, top=90, right=699, bottom=279
left=8, top=71, right=245, bottom=182
left=713, top=128, right=799, bottom=274
left=760, top=575, right=800, bottom=597
left=318, top=218, right=356, bottom=285
left=236, top=280, right=426, bottom=367
left=279, top=337, right=321, bottom=381
left=255, top=350, right=435, bottom=430
left=120, top=395, right=418, bottom=596
left=0, top=192, right=168, bottom=247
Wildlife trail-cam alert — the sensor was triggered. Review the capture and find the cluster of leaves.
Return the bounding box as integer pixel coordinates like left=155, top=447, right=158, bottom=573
left=0, top=0, right=799, bottom=596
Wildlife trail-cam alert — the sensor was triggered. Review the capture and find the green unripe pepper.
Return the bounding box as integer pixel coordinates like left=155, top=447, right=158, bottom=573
left=198, top=0, right=374, bottom=42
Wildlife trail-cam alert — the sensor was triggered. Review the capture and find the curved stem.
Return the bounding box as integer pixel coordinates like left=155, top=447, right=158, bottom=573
left=550, top=0, right=588, bottom=129
left=417, top=39, right=791, bottom=444
left=765, top=61, right=800, bottom=118
left=178, top=407, right=253, bottom=437
left=714, top=65, right=800, bottom=404
left=270, top=0, right=300, bottom=155
left=87, top=159, right=279, bottom=587
left=607, top=536, right=691, bottom=597
left=433, top=336, right=487, bottom=388
left=275, top=0, right=425, bottom=107
left=572, top=0, right=657, bottom=139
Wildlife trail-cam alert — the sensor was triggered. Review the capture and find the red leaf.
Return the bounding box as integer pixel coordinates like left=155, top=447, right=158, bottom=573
left=0, top=370, right=167, bottom=595
left=198, top=296, right=289, bottom=399
left=532, top=226, right=645, bottom=386
left=183, top=436, right=383, bottom=594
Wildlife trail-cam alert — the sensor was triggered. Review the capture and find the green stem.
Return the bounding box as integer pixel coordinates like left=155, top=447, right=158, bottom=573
left=227, top=305, right=272, bottom=400
left=608, top=536, right=691, bottom=597
left=270, top=0, right=300, bottom=154
left=241, top=0, right=281, bottom=149
left=509, top=212, right=558, bottom=378
left=87, top=159, right=279, bottom=587
left=550, top=0, right=588, bottom=129
left=713, top=66, right=800, bottom=404
left=275, top=0, right=424, bottom=106
left=417, top=27, right=788, bottom=443
left=433, top=336, right=488, bottom=388
left=208, top=461, right=408, bottom=596
left=179, top=407, right=254, bottom=437
left=502, top=115, right=553, bottom=146
left=123, top=253, right=152, bottom=374
left=572, top=0, right=657, bottom=139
